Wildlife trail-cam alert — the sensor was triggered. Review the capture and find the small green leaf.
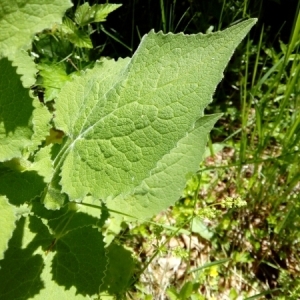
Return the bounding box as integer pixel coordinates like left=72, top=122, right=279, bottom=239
left=191, top=216, right=214, bottom=241
left=74, top=2, right=95, bottom=26
left=62, top=16, right=78, bottom=34
left=179, top=281, right=194, bottom=299
left=102, top=217, right=124, bottom=246
left=62, top=16, right=93, bottom=48
left=67, top=29, right=93, bottom=49
left=93, top=4, right=122, bottom=23
left=166, top=287, right=180, bottom=300
left=188, top=258, right=231, bottom=274
left=43, top=180, right=67, bottom=210
left=74, top=3, right=122, bottom=26
left=29, top=145, right=54, bottom=183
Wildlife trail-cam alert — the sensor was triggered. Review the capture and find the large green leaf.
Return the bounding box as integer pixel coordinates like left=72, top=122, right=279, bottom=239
left=52, top=20, right=256, bottom=210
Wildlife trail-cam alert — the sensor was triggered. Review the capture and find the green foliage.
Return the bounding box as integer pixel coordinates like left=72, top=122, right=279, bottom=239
left=0, top=0, right=72, bottom=87
left=33, top=2, right=123, bottom=102
left=126, top=0, right=299, bottom=298
left=185, top=4, right=300, bottom=297
left=0, top=0, right=72, bottom=57
left=61, top=2, right=121, bottom=49
left=0, top=0, right=256, bottom=297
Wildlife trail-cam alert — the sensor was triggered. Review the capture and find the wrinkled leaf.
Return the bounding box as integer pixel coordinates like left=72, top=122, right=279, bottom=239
left=52, top=20, right=256, bottom=215
left=107, top=115, right=220, bottom=221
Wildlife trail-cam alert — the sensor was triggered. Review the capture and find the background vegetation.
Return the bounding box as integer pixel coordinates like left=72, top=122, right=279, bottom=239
left=32, top=0, right=300, bottom=299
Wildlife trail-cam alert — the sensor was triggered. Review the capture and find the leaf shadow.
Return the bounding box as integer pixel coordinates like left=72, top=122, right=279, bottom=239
left=0, top=57, right=34, bottom=135
left=0, top=216, right=53, bottom=299
left=50, top=204, right=137, bottom=297
left=1, top=202, right=137, bottom=299
left=0, top=166, right=46, bottom=206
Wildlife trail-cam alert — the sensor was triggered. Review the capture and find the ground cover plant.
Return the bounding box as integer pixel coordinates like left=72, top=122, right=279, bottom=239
left=0, top=1, right=258, bottom=299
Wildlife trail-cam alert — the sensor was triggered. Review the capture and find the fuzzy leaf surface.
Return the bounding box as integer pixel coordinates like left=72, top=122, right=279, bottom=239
left=54, top=19, right=256, bottom=206
left=107, top=115, right=220, bottom=220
